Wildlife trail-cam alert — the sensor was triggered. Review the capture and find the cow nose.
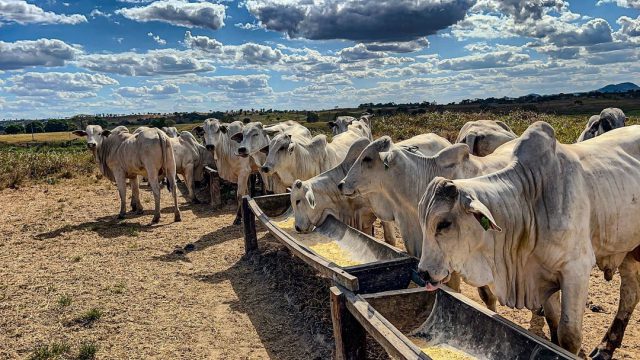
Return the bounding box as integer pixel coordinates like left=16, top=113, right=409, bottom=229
left=261, top=166, right=270, bottom=173
left=206, top=144, right=214, bottom=151
left=337, top=181, right=344, bottom=192
left=238, top=147, right=247, bottom=154
left=87, top=143, right=96, bottom=149
left=295, top=225, right=301, bottom=232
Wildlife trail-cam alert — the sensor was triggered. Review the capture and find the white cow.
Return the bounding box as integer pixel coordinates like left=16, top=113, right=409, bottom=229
left=261, top=124, right=367, bottom=187
left=171, top=131, right=215, bottom=203
left=290, top=138, right=396, bottom=245
left=455, top=120, right=517, bottom=157
left=162, top=127, right=179, bottom=138
left=194, top=119, right=256, bottom=224
left=577, top=107, right=627, bottom=142
left=417, top=122, right=640, bottom=357
left=328, top=116, right=357, bottom=135
left=73, top=126, right=181, bottom=223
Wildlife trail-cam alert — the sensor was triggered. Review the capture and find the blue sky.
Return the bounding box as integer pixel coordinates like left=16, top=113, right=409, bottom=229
left=0, top=0, right=639, bottom=120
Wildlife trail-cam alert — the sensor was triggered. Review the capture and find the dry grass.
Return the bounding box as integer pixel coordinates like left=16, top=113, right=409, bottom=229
left=0, top=132, right=78, bottom=144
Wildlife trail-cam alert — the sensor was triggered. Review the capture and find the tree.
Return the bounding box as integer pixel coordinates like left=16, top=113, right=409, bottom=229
left=44, top=119, right=72, bottom=132
left=5, top=124, right=25, bottom=134
left=306, top=112, right=320, bottom=122
left=89, top=118, right=109, bottom=128
left=25, top=121, right=45, bottom=133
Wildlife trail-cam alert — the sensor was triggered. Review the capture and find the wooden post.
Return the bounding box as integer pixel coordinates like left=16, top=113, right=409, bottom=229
left=205, top=167, right=221, bottom=209
left=242, top=196, right=258, bottom=254
left=250, top=173, right=257, bottom=198
left=331, top=286, right=367, bottom=360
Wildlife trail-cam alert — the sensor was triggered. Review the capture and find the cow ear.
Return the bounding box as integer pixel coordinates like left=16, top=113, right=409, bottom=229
left=435, top=143, right=470, bottom=168
left=101, top=130, right=111, bottom=137
left=72, top=130, right=87, bottom=137
left=264, top=127, right=280, bottom=135
left=294, top=179, right=303, bottom=189
left=374, top=136, right=392, bottom=152
left=260, top=145, right=269, bottom=154
left=193, top=126, right=204, bottom=136
left=287, top=142, right=296, bottom=154
left=600, top=117, right=613, bottom=132
left=219, top=125, right=228, bottom=134
left=305, top=188, right=316, bottom=209
left=495, top=120, right=512, bottom=133
left=328, top=121, right=336, bottom=128
left=462, top=194, right=501, bottom=232
left=230, top=133, right=243, bottom=142
left=380, top=151, right=395, bottom=170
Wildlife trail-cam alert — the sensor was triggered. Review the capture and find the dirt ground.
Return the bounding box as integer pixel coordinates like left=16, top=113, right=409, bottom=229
left=1, top=179, right=639, bottom=359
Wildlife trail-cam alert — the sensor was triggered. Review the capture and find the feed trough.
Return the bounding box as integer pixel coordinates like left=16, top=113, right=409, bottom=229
left=330, top=285, right=577, bottom=360
left=242, top=194, right=416, bottom=293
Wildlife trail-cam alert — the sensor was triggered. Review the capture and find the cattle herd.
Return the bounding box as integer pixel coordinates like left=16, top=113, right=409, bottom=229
left=74, top=107, right=635, bottom=359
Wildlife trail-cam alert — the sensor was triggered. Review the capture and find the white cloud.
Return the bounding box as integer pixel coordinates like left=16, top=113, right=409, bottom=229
left=116, top=0, right=225, bottom=30
left=90, top=8, right=111, bottom=19
left=338, top=44, right=386, bottom=62
left=0, top=0, right=87, bottom=25
left=364, top=38, right=430, bottom=53
left=597, top=0, right=640, bottom=9
left=0, top=38, right=81, bottom=70
left=147, top=32, right=167, bottom=45
left=116, top=83, right=179, bottom=97
left=438, top=51, right=530, bottom=71
left=234, top=22, right=261, bottom=31
left=77, top=49, right=215, bottom=76
left=183, top=31, right=223, bottom=52
left=5, top=72, right=118, bottom=99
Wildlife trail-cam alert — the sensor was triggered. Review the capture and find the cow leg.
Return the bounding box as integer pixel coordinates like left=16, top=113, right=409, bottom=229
left=542, top=292, right=561, bottom=345
left=167, top=172, right=181, bottom=223
left=477, top=286, right=497, bottom=312
left=147, top=174, right=162, bottom=224
left=130, top=176, right=144, bottom=214
left=590, top=253, right=640, bottom=360
left=234, top=171, right=250, bottom=225
left=557, top=268, right=590, bottom=355
left=381, top=221, right=396, bottom=246
left=115, top=172, right=127, bottom=220
left=184, top=166, right=200, bottom=204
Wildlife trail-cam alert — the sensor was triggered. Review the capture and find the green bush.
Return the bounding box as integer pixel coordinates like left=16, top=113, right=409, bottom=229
left=5, top=124, right=25, bottom=134
left=306, top=112, right=320, bottom=122
left=44, top=119, right=72, bottom=132
left=25, top=121, right=45, bottom=133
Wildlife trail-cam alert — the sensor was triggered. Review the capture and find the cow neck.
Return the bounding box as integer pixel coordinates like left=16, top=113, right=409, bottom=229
left=213, top=133, right=240, bottom=183
left=96, top=132, right=127, bottom=182
left=458, top=162, right=545, bottom=309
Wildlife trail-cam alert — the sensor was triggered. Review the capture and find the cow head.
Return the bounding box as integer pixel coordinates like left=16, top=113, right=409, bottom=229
left=456, top=120, right=516, bottom=157
left=194, top=118, right=230, bottom=152
left=290, top=179, right=320, bottom=233
left=329, top=116, right=355, bottom=136
left=72, top=125, right=106, bottom=154
left=339, top=136, right=392, bottom=197
left=233, top=122, right=270, bottom=158
left=417, top=177, right=501, bottom=291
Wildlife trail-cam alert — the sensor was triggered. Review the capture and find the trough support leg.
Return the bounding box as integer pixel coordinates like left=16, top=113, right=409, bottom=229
left=242, top=196, right=258, bottom=254
left=250, top=173, right=257, bottom=198
left=209, top=171, right=221, bottom=209
left=331, top=286, right=366, bottom=360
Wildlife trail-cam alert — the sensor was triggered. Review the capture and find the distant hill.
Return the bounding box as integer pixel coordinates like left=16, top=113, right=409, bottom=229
left=596, top=82, right=640, bottom=93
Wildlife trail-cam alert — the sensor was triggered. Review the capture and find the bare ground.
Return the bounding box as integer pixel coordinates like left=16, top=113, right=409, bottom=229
left=1, top=179, right=639, bottom=359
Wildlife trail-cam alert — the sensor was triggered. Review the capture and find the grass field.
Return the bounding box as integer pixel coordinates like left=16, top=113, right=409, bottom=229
left=1, top=110, right=637, bottom=190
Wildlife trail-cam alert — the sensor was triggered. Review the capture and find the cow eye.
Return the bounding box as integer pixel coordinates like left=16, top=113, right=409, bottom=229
left=436, top=220, right=452, bottom=233
left=253, top=133, right=258, bottom=137
left=295, top=200, right=301, bottom=205
left=362, top=157, right=372, bottom=163
left=279, top=147, right=286, bottom=152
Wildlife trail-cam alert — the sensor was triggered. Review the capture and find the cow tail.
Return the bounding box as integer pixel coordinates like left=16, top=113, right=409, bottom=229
left=159, top=132, right=172, bottom=193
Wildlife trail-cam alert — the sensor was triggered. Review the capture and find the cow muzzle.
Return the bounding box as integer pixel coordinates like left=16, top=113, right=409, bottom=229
left=416, top=269, right=450, bottom=292
left=206, top=144, right=215, bottom=151
left=337, top=181, right=356, bottom=197
left=261, top=165, right=271, bottom=174
left=236, top=147, right=249, bottom=157
left=87, top=143, right=97, bottom=149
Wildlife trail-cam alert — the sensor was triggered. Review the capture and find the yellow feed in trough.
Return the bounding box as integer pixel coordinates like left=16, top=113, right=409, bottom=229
left=410, top=337, right=477, bottom=360
left=273, top=217, right=362, bottom=267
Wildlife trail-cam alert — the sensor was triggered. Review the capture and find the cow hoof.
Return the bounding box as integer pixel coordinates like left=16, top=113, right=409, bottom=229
left=117, top=213, right=126, bottom=220
left=174, top=214, right=182, bottom=222
left=589, top=347, right=612, bottom=360
left=151, top=216, right=160, bottom=224
left=233, top=217, right=242, bottom=226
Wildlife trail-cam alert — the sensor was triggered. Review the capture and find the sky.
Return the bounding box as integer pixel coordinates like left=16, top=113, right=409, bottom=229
left=0, top=0, right=639, bottom=120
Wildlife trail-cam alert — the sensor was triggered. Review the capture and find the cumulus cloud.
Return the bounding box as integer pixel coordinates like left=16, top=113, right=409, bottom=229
left=184, top=31, right=222, bottom=52
left=0, top=0, right=87, bottom=25
left=438, top=51, right=530, bottom=71
left=183, top=32, right=283, bottom=65
left=147, top=32, right=167, bottom=45
left=245, top=0, right=475, bottom=42
left=116, top=0, right=225, bottom=30
left=116, top=83, right=179, bottom=97
left=78, top=49, right=215, bottom=76
left=90, top=9, right=111, bottom=19
left=545, top=18, right=613, bottom=46
left=364, top=38, right=430, bottom=53
left=338, top=44, right=386, bottom=62
left=0, top=38, right=81, bottom=70
left=616, top=16, right=640, bottom=40
left=235, top=22, right=261, bottom=31
left=597, top=0, right=640, bottom=8
left=5, top=72, right=118, bottom=99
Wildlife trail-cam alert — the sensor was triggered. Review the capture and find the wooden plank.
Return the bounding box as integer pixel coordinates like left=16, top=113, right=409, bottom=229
left=242, top=196, right=258, bottom=254
left=247, top=198, right=360, bottom=291
left=204, top=166, right=221, bottom=208
left=342, top=288, right=429, bottom=360
left=331, top=286, right=367, bottom=360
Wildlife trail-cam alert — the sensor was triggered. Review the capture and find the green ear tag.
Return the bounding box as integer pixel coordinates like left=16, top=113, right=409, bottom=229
left=480, top=216, right=491, bottom=231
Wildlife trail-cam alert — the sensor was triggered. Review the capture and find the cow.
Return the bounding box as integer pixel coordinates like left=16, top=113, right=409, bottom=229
left=73, top=126, right=181, bottom=223
left=328, top=116, right=357, bottom=136
left=577, top=108, right=627, bottom=142
left=290, top=138, right=396, bottom=245
left=162, top=127, right=179, bottom=138
left=455, top=120, right=517, bottom=157
left=170, top=131, right=215, bottom=203
left=194, top=119, right=256, bottom=224
left=261, top=123, right=368, bottom=187
left=417, top=122, right=640, bottom=357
